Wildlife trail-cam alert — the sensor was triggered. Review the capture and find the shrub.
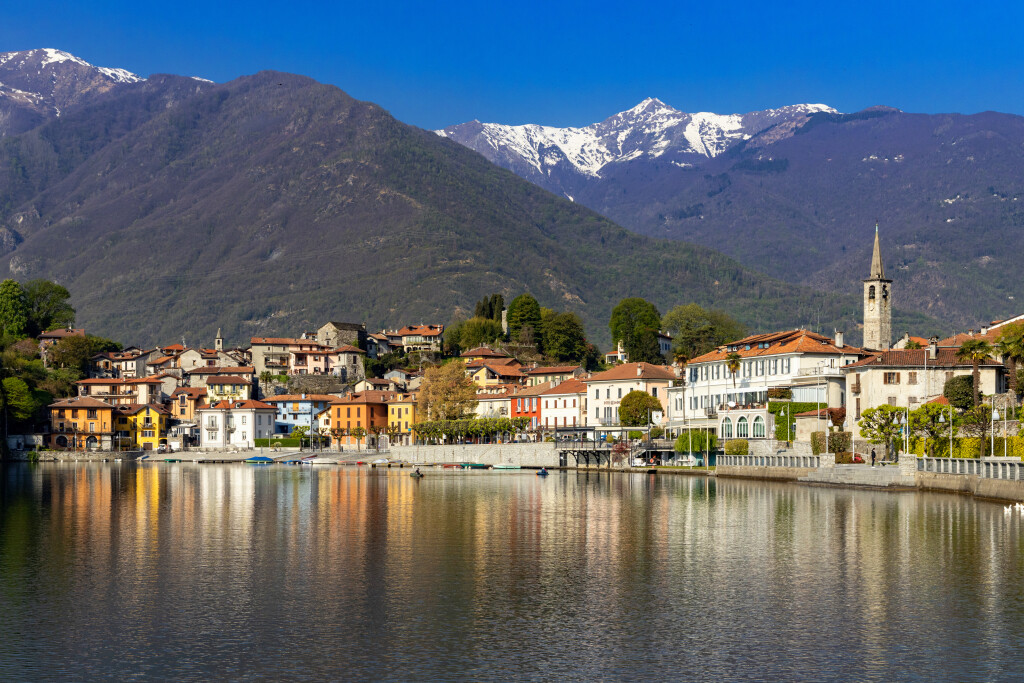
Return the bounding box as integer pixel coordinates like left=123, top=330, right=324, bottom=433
left=650, top=427, right=665, bottom=440
left=674, top=429, right=717, bottom=454
left=26, top=450, right=39, bottom=462
left=767, top=387, right=792, bottom=400
left=811, top=431, right=852, bottom=455
left=724, top=439, right=749, bottom=455
left=628, top=430, right=643, bottom=440
left=943, top=375, right=974, bottom=411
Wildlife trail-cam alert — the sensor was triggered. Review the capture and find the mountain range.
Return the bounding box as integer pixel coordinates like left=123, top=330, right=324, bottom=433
left=440, top=101, right=1024, bottom=329
left=0, top=49, right=896, bottom=349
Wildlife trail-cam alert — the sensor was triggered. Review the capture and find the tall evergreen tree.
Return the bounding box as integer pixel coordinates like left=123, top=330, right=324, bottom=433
left=507, top=294, right=542, bottom=342
left=0, top=279, right=29, bottom=338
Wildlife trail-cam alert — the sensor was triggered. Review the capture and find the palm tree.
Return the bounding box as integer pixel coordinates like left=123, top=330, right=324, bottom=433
left=725, top=352, right=742, bottom=390
left=995, top=323, right=1024, bottom=400
left=957, top=339, right=993, bottom=407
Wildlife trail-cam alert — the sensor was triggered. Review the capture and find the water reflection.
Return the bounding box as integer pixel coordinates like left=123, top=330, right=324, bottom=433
left=1, top=463, right=1023, bottom=681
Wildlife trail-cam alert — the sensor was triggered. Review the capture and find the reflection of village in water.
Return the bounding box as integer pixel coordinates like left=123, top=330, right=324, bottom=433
left=4, top=464, right=1023, bottom=678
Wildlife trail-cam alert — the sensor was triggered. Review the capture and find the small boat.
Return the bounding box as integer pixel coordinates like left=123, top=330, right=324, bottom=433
left=442, top=464, right=463, bottom=469
left=245, top=456, right=275, bottom=465
left=164, top=458, right=182, bottom=463
left=410, top=472, right=425, bottom=478
left=464, top=463, right=488, bottom=470
left=307, top=457, right=337, bottom=464
left=491, top=464, right=521, bottom=470
left=536, top=469, right=550, bottom=477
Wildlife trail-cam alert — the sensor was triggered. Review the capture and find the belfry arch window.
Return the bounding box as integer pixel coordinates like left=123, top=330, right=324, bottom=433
left=868, top=285, right=876, bottom=300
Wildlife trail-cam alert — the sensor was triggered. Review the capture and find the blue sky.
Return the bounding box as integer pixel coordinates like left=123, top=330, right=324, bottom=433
left=3, top=0, right=1023, bottom=129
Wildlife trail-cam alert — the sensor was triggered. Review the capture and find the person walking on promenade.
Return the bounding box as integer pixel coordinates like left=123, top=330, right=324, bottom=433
left=870, top=448, right=877, bottom=468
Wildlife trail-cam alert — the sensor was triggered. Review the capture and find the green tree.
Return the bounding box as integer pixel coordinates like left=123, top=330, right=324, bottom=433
left=1, top=376, right=38, bottom=424
left=858, top=405, right=905, bottom=458
left=350, top=425, right=367, bottom=450
left=457, top=317, right=504, bottom=350
left=0, top=279, right=29, bottom=338
left=995, top=323, right=1024, bottom=397
left=725, top=351, right=742, bottom=389
left=673, top=429, right=717, bottom=454
left=662, top=303, right=747, bottom=360
left=543, top=312, right=587, bottom=362
left=46, top=335, right=96, bottom=373
left=910, top=402, right=958, bottom=456
left=618, top=390, right=663, bottom=427
left=24, top=279, right=75, bottom=337
left=489, top=294, right=504, bottom=321
left=418, top=360, right=478, bottom=421
left=507, top=294, right=542, bottom=343
left=259, top=371, right=274, bottom=396
left=609, top=297, right=663, bottom=363
left=943, top=375, right=975, bottom=412
left=904, top=340, right=922, bottom=350
left=957, top=339, right=992, bottom=407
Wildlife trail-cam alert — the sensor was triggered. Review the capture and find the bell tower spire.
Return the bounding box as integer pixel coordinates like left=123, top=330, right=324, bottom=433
left=863, top=223, right=892, bottom=350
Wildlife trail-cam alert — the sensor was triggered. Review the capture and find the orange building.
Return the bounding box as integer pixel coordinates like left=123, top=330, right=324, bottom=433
left=170, top=386, right=208, bottom=421
left=48, top=396, right=117, bottom=450
left=330, top=390, right=394, bottom=447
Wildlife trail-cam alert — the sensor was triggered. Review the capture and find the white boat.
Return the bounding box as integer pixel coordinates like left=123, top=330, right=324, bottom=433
left=307, top=457, right=338, bottom=464
left=491, top=464, right=521, bottom=470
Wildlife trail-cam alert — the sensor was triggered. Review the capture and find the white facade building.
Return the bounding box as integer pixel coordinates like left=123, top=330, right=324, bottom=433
left=584, top=363, right=676, bottom=430
left=198, top=399, right=278, bottom=450
left=540, top=378, right=588, bottom=430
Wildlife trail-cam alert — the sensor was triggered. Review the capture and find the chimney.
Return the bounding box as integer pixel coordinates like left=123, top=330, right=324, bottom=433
left=981, top=326, right=989, bottom=335
left=968, top=329, right=975, bottom=336
left=835, top=331, right=844, bottom=348
left=928, top=337, right=938, bottom=360
left=636, top=364, right=643, bottom=377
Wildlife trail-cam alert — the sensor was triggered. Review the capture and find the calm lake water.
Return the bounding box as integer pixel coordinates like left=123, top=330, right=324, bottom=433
left=2, top=463, right=1024, bottom=681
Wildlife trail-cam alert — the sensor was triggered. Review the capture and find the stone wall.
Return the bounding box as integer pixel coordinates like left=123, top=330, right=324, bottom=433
left=749, top=440, right=812, bottom=457
left=716, top=465, right=818, bottom=482
left=391, top=443, right=558, bottom=467
left=916, top=471, right=1024, bottom=503
left=287, top=374, right=349, bottom=396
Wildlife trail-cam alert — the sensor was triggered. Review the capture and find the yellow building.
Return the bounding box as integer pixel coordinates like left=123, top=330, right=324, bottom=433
left=206, top=375, right=253, bottom=402
left=469, top=362, right=524, bottom=388
left=115, top=404, right=170, bottom=451
left=387, top=392, right=418, bottom=446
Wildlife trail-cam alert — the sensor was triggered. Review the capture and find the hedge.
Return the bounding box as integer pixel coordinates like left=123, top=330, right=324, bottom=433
left=811, top=431, right=852, bottom=455
left=724, top=439, right=749, bottom=455
left=768, top=401, right=820, bottom=441
left=254, top=438, right=302, bottom=447
left=910, top=436, right=1024, bottom=459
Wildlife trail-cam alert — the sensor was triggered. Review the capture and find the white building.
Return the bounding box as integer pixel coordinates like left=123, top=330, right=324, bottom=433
left=198, top=399, right=278, bottom=450
left=666, top=329, right=869, bottom=439
left=585, top=362, right=677, bottom=431
left=540, top=378, right=588, bottom=430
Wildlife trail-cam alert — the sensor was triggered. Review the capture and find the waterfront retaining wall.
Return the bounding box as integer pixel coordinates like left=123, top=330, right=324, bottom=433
left=391, top=443, right=558, bottom=467
left=916, top=471, right=1024, bottom=503
left=716, top=465, right=819, bottom=482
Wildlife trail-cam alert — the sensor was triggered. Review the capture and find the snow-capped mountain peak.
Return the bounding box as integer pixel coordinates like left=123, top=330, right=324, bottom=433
left=437, top=99, right=838, bottom=182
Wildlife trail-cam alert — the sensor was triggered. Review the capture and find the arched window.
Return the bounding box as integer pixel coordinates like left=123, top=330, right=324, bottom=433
left=752, top=416, right=765, bottom=438
left=721, top=417, right=733, bottom=439
left=868, top=285, right=876, bottom=300
left=86, top=435, right=99, bottom=450
left=737, top=417, right=749, bottom=438
left=56, top=435, right=68, bottom=448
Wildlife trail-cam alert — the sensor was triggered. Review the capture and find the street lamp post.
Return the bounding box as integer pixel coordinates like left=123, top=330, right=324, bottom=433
left=992, top=407, right=1000, bottom=459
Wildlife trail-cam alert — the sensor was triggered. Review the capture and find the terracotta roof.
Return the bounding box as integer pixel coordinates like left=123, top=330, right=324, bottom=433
left=49, top=396, right=114, bottom=409
left=937, top=330, right=1001, bottom=347
left=334, top=344, right=365, bottom=354
left=465, top=357, right=519, bottom=368
left=396, top=324, right=443, bottom=337
left=587, top=362, right=676, bottom=382
left=540, top=378, right=588, bottom=396
left=476, top=390, right=512, bottom=400
left=171, top=387, right=207, bottom=398
left=205, top=375, right=251, bottom=385
left=843, top=348, right=1002, bottom=370
left=477, top=364, right=524, bottom=378
left=523, top=365, right=580, bottom=375
left=263, top=394, right=343, bottom=403
left=511, top=381, right=553, bottom=397
left=201, top=400, right=277, bottom=411
left=250, top=337, right=304, bottom=345
left=461, top=346, right=510, bottom=358
left=116, top=403, right=170, bottom=415
left=161, top=344, right=186, bottom=352
left=147, top=355, right=175, bottom=365
left=927, top=396, right=951, bottom=406
left=689, top=330, right=867, bottom=364
left=40, top=328, right=85, bottom=339
left=361, top=378, right=392, bottom=385
left=331, top=390, right=396, bottom=405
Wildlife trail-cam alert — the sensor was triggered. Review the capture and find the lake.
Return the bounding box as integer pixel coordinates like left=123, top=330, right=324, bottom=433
left=1, top=462, right=1023, bottom=681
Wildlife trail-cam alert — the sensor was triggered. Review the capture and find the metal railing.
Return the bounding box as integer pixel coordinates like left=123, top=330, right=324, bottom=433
left=718, top=454, right=822, bottom=468
left=918, top=457, right=1024, bottom=481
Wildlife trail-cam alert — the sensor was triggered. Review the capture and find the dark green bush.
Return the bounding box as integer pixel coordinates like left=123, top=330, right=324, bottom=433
left=724, top=439, right=749, bottom=455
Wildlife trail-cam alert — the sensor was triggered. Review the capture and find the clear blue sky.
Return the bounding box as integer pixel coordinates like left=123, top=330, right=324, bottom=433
left=3, top=0, right=1022, bottom=130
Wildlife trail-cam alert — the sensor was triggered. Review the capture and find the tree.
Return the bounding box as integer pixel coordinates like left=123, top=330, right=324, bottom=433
left=858, top=405, right=905, bottom=459
left=543, top=312, right=587, bottom=362
left=910, top=402, right=957, bottom=456
left=418, top=360, right=478, bottom=421
left=904, top=340, right=922, bottom=350
left=47, top=335, right=95, bottom=373
left=995, top=323, right=1024, bottom=398
left=1, top=376, right=38, bottom=424
left=0, top=279, right=29, bottom=338
left=609, top=298, right=662, bottom=364
left=673, top=430, right=716, bottom=454
left=943, top=375, right=974, bottom=412
left=507, top=294, right=542, bottom=343
left=662, top=304, right=747, bottom=361
left=259, top=371, right=274, bottom=396
left=957, top=339, right=992, bottom=407
left=959, top=404, right=993, bottom=458
left=725, top=352, right=742, bottom=389
left=24, top=279, right=75, bottom=337
left=618, top=390, right=663, bottom=427
left=458, top=317, right=504, bottom=350
left=350, top=425, right=366, bottom=450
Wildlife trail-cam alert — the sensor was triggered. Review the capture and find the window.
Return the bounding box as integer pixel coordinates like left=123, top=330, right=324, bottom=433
left=241, top=415, right=247, bottom=424
left=606, top=388, right=610, bottom=399
left=89, top=422, right=95, bottom=432
left=908, top=372, right=918, bottom=385
left=652, top=388, right=658, bottom=397
left=617, top=388, right=622, bottom=399
left=868, top=285, right=876, bottom=300
left=752, top=416, right=765, bottom=438
left=888, top=396, right=897, bottom=406
left=883, top=372, right=900, bottom=385
left=721, top=417, right=733, bottom=438
left=594, top=389, right=599, bottom=399
left=87, top=409, right=97, bottom=419
left=143, top=430, right=154, bottom=438
left=737, top=417, right=749, bottom=438
left=347, top=408, right=351, bottom=418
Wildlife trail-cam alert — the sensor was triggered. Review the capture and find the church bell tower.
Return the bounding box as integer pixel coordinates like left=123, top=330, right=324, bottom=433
left=863, top=224, right=892, bottom=350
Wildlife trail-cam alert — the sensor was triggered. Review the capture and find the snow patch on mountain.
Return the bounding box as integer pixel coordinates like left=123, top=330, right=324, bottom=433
left=438, top=99, right=838, bottom=179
